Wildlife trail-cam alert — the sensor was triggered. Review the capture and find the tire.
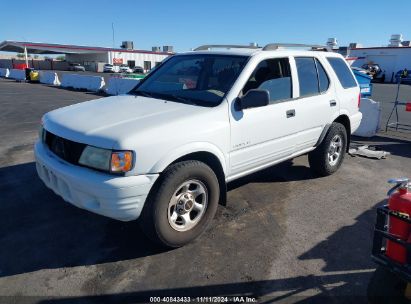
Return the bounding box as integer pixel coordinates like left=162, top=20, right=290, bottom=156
left=367, top=266, right=408, bottom=304
left=139, top=160, right=220, bottom=248
left=308, top=122, right=347, bottom=176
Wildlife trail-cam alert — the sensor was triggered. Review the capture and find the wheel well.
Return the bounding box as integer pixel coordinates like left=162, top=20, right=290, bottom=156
left=170, top=152, right=227, bottom=206
left=334, top=115, right=351, bottom=151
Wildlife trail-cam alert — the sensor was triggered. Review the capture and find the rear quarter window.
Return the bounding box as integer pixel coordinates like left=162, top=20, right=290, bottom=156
left=327, top=57, right=357, bottom=89
left=315, top=59, right=330, bottom=92
left=295, top=57, right=318, bottom=97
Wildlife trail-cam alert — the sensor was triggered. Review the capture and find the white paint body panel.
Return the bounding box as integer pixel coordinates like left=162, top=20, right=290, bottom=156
left=42, top=95, right=230, bottom=177
left=36, top=49, right=361, bottom=221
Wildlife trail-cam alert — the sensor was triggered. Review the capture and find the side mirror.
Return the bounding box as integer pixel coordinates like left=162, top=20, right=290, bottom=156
left=236, top=89, right=270, bottom=110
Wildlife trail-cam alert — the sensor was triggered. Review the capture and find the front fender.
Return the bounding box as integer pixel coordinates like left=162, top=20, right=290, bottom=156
left=150, top=142, right=227, bottom=174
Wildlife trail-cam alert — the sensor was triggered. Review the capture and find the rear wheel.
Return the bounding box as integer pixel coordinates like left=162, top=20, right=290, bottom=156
left=308, top=122, right=347, bottom=176
left=139, top=160, right=220, bottom=248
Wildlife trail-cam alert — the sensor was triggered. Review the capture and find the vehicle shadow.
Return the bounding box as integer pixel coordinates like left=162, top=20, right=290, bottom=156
left=0, top=158, right=318, bottom=279
left=37, top=200, right=381, bottom=303
left=228, top=159, right=318, bottom=192
left=298, top=200, right=385, bottom=273
left=1, top=161, right=383, bottom=303
left=3, top=137, right=372, bottom=278
left=0, top=162, right=166, bottom=279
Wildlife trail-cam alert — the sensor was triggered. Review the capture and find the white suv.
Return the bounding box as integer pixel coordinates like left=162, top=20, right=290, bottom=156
left=35, top=43, right=362, bottom=247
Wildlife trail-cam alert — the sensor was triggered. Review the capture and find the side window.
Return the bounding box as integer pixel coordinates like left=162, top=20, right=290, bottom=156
left=295, top=57, right=318, bottom=97
left=242, top=58, right=292, bottom=103
left=327, top=57, right=357, bottom=89
left=315, top=58, right=330, bottom=92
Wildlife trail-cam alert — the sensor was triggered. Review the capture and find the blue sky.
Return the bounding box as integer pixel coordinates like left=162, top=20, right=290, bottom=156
left=1, top=0, right=410, bottom=52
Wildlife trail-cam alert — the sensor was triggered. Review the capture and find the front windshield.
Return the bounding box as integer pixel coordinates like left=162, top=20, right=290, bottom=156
left=132, top=54, right=248, bottom=106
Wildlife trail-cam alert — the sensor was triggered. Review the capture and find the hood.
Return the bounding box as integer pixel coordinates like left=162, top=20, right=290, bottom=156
left=43, top=95, right=206, bottom=149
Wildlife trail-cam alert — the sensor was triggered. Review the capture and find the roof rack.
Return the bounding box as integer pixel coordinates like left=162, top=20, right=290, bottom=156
left=193, top=44, right=260, bottom=51
left=262, top=43, right=331, bottom=52
left=193, top=43, right=332, bottom=52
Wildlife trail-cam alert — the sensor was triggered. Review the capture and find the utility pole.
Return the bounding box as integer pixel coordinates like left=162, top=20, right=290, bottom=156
left=24, top=46, right=29, bottom=68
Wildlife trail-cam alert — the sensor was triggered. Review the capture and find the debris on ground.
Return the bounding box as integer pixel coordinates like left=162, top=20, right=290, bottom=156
left=349, top=145, right=390, bottom=159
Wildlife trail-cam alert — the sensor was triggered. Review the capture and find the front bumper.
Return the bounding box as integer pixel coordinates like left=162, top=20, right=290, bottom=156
left=34, top=140, right=159, bottom=221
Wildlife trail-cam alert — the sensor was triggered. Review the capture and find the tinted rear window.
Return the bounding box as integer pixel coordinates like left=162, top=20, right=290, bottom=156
left=327, top=57, right=357, bottom=89
left=315, top=59, right=329, bottom=92
left=295, top=57, right=318, bottom=97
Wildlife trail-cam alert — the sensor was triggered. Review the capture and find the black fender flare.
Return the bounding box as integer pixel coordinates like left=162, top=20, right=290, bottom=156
left=314, top=122, right=351, bottom=152
left=314, top=124, right=331, bottom=147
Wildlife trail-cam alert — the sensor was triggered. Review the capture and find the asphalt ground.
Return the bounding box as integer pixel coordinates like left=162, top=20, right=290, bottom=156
left=0, top=78, right=411, bottom=303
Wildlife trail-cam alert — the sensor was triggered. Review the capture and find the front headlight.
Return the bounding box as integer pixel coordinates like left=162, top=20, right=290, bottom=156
left=79, top=146, right=112, bottom=171
left=79, top=146, right=133, bottom=173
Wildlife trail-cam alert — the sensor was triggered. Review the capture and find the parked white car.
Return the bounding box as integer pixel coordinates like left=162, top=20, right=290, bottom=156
left=119, top=64, right=132, bottom=73
left=67, top=63, right=85, bottom=72
left=35, top=43, right=362, bottom=247
left=103, top=63, right=118, bottom=73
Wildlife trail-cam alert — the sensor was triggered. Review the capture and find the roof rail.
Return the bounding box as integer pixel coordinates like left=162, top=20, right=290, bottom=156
left=262, top=43, right=331, bottom=52
left=194, top=44, right=260, bottom=51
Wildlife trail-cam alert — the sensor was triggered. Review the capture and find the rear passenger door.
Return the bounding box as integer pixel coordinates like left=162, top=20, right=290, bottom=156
left=292, top=56, right=336, bottom=150
left=326, top=57, right=359, bottom=117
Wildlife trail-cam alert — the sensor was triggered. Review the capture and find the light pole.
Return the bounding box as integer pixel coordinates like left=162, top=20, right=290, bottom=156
left=24, top=46, right=29, bottom=68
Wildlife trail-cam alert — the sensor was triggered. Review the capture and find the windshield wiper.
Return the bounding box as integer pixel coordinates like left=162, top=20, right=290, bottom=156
left=134, top=90, right=154, bottom=98
left=134, top=91, right=204, bottom=106
left=169, top=94, right=199, bottom=105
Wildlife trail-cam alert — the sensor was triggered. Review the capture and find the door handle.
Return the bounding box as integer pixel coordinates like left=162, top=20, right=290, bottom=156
left=330, top=100, right=337, bottom=107
left=286, top=109, right=295, bottom=118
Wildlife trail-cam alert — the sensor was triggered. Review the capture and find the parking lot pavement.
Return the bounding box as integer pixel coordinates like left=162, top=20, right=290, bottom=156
left=0, top=78, right=411, bottom=303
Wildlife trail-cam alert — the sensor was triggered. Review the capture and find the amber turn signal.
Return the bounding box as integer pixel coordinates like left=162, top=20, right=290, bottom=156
left=111, top=151, right=133, bottom=173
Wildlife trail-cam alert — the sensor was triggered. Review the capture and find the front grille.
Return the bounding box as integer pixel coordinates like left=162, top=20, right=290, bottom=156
left=44, top=131, right=86, bottom=165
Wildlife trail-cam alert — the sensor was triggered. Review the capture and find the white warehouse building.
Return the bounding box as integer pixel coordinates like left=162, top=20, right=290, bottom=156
left=0, top=40, right=173, bottom=72
left=348, top=34, right=411, bottom=83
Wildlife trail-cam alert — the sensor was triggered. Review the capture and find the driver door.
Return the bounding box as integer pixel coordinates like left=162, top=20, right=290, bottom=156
left=229, top=57, right=301, bottom=177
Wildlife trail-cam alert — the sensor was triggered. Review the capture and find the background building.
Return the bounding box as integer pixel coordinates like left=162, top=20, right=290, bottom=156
left=347, top=35, right=411, bottom=83
left=0, top=40, right=173, bottom=72
left=325, top=35, right=411, bottom=83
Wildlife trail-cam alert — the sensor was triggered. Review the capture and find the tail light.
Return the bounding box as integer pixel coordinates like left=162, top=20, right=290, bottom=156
left=358, top=93, right=361, bottom=108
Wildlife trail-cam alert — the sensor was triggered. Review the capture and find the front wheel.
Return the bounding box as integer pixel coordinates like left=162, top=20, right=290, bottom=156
left=139, top=160, right=220, bottom=248
left=308, top=122, right=347, bottom=176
